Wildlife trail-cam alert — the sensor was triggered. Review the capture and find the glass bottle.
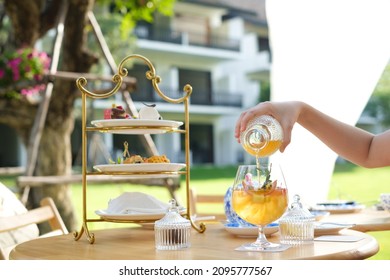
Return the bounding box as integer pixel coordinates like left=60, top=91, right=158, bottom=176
left=279, top=194, right=315, bottom=245
left=240, top=115, right=283, bottom=157
left=155, top=199, right=191, bottom=250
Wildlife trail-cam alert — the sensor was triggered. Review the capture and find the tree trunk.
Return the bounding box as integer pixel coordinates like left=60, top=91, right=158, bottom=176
left=29, top=112, right=78, bottom=232
left=28, top=0, right=97, bottom=232
left=2, top=0, right=97, bottom=232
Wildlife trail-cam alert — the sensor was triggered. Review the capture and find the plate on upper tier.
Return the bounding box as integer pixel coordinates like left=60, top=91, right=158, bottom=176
left=91, top=119, right=183, bottom=134
left=93, top=163, right=186, bottom=174
left=222, top=222, right=279, bottom=238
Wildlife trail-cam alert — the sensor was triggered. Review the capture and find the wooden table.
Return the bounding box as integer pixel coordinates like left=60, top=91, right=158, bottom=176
left=10, top=224, right=378, bottom=260
left=321, top=208, right=390, bottom=232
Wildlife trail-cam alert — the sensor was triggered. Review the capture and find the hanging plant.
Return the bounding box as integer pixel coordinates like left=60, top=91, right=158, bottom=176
left=0, top=47, right=51, bottom=100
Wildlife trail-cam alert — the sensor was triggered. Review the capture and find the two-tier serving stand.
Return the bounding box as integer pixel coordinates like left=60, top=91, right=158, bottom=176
left=74, top=54, right=206, bottom=244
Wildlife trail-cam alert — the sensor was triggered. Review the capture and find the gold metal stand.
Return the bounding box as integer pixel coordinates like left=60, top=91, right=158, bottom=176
left=74, top=54, right=205, bottom=244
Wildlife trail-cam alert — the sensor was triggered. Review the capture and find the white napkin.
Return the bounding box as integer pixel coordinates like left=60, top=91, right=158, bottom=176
left=106, top=192, right=169, bottom=214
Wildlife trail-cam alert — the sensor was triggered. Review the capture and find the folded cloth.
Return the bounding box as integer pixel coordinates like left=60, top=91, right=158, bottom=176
left=106, top=192, right=169, bottom=214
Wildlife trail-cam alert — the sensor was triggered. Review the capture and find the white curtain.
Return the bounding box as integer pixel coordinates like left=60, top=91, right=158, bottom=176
left=266, top=0, right=390, bottom=205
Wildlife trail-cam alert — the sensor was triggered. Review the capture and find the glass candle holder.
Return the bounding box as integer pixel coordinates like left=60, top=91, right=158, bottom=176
left=279, top=194, right=315, bottom=245
left=155, top=199, right=191, bottom=250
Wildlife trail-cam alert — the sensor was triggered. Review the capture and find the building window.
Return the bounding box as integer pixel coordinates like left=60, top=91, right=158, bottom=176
left=182, top=124, right=214, bottom=164
left=179, top=69, right=212, bottom=105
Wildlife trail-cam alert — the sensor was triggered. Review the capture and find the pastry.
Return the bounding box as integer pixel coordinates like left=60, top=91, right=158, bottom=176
left=145, top=155, right=170, bottom=163
left=123, top=155, right=144, bottom=164
left=119, top=141, right=170, bottom=164
left=104, top=104, right=130, bottom=119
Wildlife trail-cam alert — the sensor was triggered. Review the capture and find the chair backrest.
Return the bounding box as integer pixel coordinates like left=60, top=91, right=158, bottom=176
left=189, top=188, right=226, bottom=222
left=0, top=197, right=68, bottom=260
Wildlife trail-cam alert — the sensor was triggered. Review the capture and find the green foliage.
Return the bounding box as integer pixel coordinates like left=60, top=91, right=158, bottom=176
left=330, top=162, right=390, bottom=260
left=91, top=0, right=177, bottom=65
left=97, top=0, right=176, bottom=39
left=376, top=93, right=390, bottom=126
left=365, top=62, right=390, bottom=126
left=259, top=80, right=271, bottom=102
left=373, top=62, right=390, bottom=95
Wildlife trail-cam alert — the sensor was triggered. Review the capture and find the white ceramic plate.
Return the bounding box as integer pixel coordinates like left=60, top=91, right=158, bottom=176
left=91, top=119, right=183, bottom=134
left=311, top=203, right=365, bottom=214
left=93, top=163, right=186, bottom=174
left=223, top=223, right=279, bottom=238
left=95, top=208, right=186, bottom=222
left=314, top=222, right=354, bottom=236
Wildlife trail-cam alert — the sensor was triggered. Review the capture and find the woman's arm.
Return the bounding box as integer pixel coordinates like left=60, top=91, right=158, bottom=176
left=235, top=101, right=390, bottom=168
left=297, top=103, right=390, bottom=168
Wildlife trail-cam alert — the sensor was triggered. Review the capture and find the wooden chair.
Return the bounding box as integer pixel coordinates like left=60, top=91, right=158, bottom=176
left=189, top=188, right=227, bottom=222
left=0, top=197, right=68, bottom=260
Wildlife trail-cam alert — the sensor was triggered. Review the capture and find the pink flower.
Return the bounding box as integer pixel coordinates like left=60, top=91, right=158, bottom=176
left=12, top=68, right=20, bottom=81
left=20, top=88, right=31, bottom=95
left=20, top=84, right=45, bottom=96
left=39, top=52, right=51, bottom=69
left=0, top=47, right=51, bottom=96
left=33, top=74, right=42, bottom=81
left=7, top=57, right=22, bottom=70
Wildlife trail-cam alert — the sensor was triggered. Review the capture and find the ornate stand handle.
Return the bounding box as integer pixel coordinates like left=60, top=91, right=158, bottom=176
left=76, top=73, right=123, bottom=99
left=118, top=54, right=192, bottom=103
left=76, top=54, right=192, bottom=101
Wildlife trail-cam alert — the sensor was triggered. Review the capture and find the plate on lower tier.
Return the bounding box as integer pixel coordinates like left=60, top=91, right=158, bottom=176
left=93, top=163, right=186, bottom=174
left=95, top=208, right=186, bottom=222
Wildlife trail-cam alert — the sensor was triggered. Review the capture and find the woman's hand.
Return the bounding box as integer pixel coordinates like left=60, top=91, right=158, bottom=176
left=235, top=101, right=304, bottom=152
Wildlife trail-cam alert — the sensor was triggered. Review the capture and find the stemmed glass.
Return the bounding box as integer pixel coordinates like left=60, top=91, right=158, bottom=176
left=232, top=162, right=289, bottom=251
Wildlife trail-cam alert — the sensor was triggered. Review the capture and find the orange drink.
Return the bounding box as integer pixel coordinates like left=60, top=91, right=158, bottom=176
left=232, top=188, right=288, bottom=226
left=242, top=139, right=282, bottom=158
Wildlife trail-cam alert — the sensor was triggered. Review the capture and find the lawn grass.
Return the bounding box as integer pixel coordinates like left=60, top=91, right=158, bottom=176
left=1, top=162, right=389, bottom=259
left=330, top=162, right=390, bottom=260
